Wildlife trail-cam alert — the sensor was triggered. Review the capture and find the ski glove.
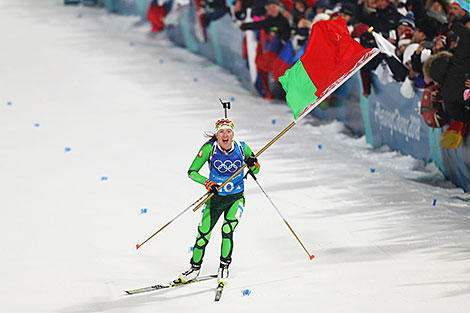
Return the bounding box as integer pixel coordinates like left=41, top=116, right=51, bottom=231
left=245, top=155, right=258, bottom=168
left=204, top=179, right=219, bottom=195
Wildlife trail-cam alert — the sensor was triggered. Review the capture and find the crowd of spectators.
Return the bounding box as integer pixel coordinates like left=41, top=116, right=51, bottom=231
left=193, top=0, right=470, bottom=148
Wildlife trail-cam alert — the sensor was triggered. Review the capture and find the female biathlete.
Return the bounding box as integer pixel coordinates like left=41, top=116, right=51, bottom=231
left=176, top=118, right=260, bottom=285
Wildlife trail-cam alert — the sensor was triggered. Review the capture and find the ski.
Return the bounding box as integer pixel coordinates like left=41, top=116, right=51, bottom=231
left=214, top=281, right=226, bottom=301
left=125, top=274, right=217, bottom=295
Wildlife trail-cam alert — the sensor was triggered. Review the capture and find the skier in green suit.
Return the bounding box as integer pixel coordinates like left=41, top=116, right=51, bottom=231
left=176, top=118, right=260, bottom=285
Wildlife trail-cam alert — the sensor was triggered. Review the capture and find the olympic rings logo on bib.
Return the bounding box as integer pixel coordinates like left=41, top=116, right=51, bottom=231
left=213, top=160, right=242, bottom=173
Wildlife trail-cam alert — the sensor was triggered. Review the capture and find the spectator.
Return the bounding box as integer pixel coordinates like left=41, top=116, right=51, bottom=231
left=400, top=43, right=420, bottom=98
left=289, top=0, right=311, bottom=47
left=447, top=0, right=468, bottom=24
left=397, top=11, right=415, bottom=39
left=375, top=0, right=402, bottom=43
left=339, top=2, right=355, bottom=31
left=397, top=28, right=413, bottom=58
left=356, top=0, right=378, bottom=27
left=240, top=0, right=291, bottom=43
left=465, top=76, right=470, bottom=101
left=424, top=0, right=448, bottom=24
left=312, top=0, right=331, bottom=18
left=233, top=0, right=268, bottom=20
left=201, top=0, right=229, bottom=27
left=412, top=16, right=439, bottom=43
left=357, top=0, right=402, bottom=43
left=423, top=22, right=470, bottom=124
left=240, top=0, right=291, bottom=99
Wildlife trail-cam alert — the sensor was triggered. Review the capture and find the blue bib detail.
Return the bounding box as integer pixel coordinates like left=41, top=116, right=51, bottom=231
left=209, top=142, right=245, bottom=195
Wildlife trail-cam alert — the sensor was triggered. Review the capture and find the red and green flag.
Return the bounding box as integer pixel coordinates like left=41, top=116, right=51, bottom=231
left=279, top=18, right=379, bottom=120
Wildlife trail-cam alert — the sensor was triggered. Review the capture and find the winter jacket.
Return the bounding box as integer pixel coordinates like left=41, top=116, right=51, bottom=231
left=241, top=13, right=291, bottom=43
left=427, top=22, right=470, bottom=123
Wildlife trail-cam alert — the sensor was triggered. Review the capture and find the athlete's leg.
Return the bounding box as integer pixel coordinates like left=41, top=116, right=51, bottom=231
left=220, top=197, right=245, bottom=265
left=191, top=199, right=224, bottom=266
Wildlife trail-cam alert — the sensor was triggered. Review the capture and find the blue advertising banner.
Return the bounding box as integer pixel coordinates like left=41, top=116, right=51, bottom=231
left=367, top=75, right=430, bottom=161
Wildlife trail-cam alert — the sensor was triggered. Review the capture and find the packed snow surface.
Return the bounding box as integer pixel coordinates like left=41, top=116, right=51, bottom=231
left=1, top=1, right=469, bottom=312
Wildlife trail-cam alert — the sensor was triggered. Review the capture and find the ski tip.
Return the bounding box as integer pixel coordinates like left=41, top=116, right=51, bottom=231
left=136, top=244, right=140, bottom=250
left=309, top=255, right=315, bottom=260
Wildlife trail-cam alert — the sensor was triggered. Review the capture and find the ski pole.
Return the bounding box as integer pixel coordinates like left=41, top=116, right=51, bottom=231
left=247, top=170, right=315, bottom=260
left=136, top=192, right=208, bottom=250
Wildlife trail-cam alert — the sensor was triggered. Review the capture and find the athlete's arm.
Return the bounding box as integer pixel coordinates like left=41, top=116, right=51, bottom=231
left=188, top=144, right=212, bottom=185
left=244, top=143, right=260, bottom=174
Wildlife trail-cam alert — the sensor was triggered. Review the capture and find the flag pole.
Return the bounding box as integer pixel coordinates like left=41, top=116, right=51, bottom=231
left=140, top=47, right=381, bottom=248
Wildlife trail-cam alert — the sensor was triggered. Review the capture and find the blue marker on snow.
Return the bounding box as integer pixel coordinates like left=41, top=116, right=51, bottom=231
left=272, top=119, right=276, bottom=125
left=241, top=289, right=251, bottom=296
left=160, top=59, right=164, bottom=64
left=433, top=199, right=437, bottom=206
left=7, top=101, right=12, bottom=106
left=101, top=176, right=108, bottom=181
left=141, top=208, right=148, bottom=214
left=34, top=123, right=40, bottom=127
left=193, top=77, right=198, bottom=82
left=370, top=168, right=376, bottom=173
left=230, top=97, right=235, bottom=102
left=318, top=144, right=322, bottom=150
left=130, top=42, right=135, bottom=46
left=65, top=147, right=71, bottom=152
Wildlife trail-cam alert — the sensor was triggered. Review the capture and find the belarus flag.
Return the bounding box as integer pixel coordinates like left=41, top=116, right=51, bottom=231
left=279, top=18, right=379, bottom=120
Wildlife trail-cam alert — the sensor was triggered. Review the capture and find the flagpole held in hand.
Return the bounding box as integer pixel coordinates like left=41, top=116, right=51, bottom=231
left=137, top=19, right=380, bottom=249
left=246, top=170, right=315, bottom=260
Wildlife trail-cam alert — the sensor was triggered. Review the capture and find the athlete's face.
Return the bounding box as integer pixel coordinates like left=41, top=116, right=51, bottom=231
left=216, top=128, right=234, bottom=150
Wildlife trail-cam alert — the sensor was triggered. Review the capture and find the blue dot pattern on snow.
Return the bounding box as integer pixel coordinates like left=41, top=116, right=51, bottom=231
left=370, top=168, right=376, bottom=173
left=272, top=119, right=276, bottom=125
left=101, top=176, right=108, bottom=181
left=141, top=208, right=148, bottom=214
left=65, top=147, right=71, bottom=152
left=241, top=289, right=251, bottom=296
